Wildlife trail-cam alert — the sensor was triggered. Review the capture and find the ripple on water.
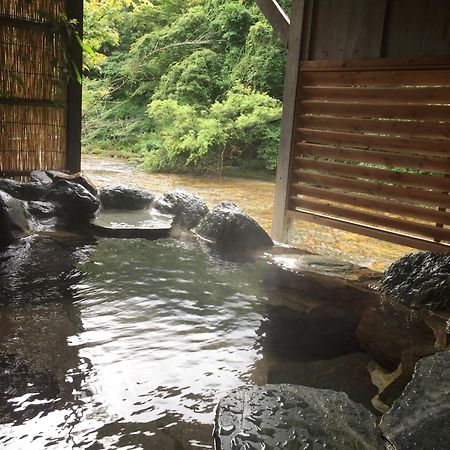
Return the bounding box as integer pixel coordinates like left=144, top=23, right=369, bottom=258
left=0, top=237, right=270, bottom=449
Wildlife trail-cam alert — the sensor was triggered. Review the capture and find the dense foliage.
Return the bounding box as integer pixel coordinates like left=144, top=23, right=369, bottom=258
left=82, top=0, right=288, bottom=174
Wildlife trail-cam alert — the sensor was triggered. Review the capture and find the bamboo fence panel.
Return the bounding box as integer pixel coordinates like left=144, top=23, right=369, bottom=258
left=0, top=0, right=67, bottom=174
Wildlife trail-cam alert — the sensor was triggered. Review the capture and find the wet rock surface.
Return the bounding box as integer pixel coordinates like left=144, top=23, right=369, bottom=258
left=380, top=351, right=450, bottom=450
left=0, top=191, right=32, bottom=246
left=46, top=170, right=98, bottom=196
left=27, top=200, right=56, bottom=219
left=381, top=252, right=450, bottom=312
left=0, top=179, right=47, bottom=201
left=215, top=384, right=384, bottom=450
left=356, top=301, right=436, bottom=367
left=153, top=190, right=208, bottom=229
left=46, top=180, right=100, bottom=225
left=260, top=304, right=361, bottom=362
left=196, top=201, right=273, bottom=250
left=267, top=353, right=378, bottom=412
left=99, top=185, right=155, bottom=210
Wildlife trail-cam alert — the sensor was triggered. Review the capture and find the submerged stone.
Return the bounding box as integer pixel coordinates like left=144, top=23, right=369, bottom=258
left=153, top=190, right=208, bottom=229
left=380, top=351, right=450, bottom=450
left=215, top=384, right=383, bottom=450
left=46, top=180, right=100, bottom=225
left=90, top=222, right=171, bottom=240
left=0, top=179, right=47, bottom=201
left=0, top=190, right=32, bottom=246
left=196, top=201, right=273, bottom=250
left=267, top=353, right=378, bottom=412
left=99, top=185, right=154, bottom=210
left=381, top=251, right=450, bottom=311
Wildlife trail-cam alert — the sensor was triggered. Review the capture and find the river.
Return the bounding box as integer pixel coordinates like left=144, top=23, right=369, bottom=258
left=82, top=154, right=410, bottom=271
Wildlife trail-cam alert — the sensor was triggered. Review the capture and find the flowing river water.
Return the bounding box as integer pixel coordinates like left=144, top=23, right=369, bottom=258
left=82, top=154, right=410, bottom=271
left=0, top=155, right=422, bottom=449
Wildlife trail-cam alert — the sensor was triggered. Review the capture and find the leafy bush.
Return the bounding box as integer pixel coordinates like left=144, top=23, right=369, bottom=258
left=146, top=85, right=281, bottom=174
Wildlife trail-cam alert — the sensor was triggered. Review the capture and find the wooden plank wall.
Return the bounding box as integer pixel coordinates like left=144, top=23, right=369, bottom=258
left=274, top=0, right=450, bottom=251
left=289, top=57, right=450, bottom=251
left=302, top=0, right=450, bottom=61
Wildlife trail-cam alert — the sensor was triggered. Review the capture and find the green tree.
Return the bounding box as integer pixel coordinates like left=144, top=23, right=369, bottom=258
left=82, top=0, right=288, bottom=176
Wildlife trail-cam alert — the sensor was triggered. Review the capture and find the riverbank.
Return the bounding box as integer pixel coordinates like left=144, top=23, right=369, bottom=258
left=82, top=154, right=410, bottom=270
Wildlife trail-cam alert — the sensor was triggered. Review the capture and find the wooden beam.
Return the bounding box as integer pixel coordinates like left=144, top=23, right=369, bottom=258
left=0, top=16, right=54, bottom=31
left=255, top=0, right=291, bottom=48
left=286, top=210, right=450, bottom=253
left=66, top=0, right=83, bottom=174
left=271, top=0, right=305, bottom=242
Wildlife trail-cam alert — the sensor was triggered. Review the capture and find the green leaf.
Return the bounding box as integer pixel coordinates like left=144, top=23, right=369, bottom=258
left=76, top=35, right=96, bottom=57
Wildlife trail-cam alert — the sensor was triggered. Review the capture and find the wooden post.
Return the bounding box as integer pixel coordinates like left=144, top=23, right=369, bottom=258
left=271, top=0, right=306, bottom=243
left=255, top=0, right=291, bottom=48
left=66, top=0, right=83, bottom=173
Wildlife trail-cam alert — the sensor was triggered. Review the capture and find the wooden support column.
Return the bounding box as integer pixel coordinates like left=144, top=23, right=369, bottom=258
left=271, top=0, right=306, bottom=243
left=66, top=0, right=83, bottom=173
left=255, top=0, right=291, bottom=47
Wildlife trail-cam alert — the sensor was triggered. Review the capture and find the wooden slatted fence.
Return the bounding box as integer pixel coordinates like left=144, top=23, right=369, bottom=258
left=289, top=57, right=450, bottom=252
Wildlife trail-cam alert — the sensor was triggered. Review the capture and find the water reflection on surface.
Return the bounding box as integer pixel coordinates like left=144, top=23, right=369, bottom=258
left=0, top=236, right=272, bottom=449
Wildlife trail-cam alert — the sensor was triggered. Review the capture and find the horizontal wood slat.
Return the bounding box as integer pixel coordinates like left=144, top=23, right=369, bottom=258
left=300, top=56, right=450, bottom=71
left=300, top=70, right=450, bottom=87
left=297, top=116, right=450, bottom=140
left=299, top=101, right=450, bottom=121
left=295, top=157, right=450, bottom=192
left=295, top=143, right=450, bottom=173
left=302, top=86, right=450, bottom=103
left=290, top=186, right=450, bottom=225
left=286, top=210, right=450, bottom=253
left=290, top=198, right=450, bottom=242
left=297, top=128, right=450, bottom=157
left=291, top=172, right=450, bottom=209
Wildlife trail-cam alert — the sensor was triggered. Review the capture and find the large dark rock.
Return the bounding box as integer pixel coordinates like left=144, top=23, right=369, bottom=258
left=0, top=191, right=32, bottom=246
left=99, top=185, right=154, bottom=210
left=357, top=302, right=436, bottom=366
left=380, top=351, right=450, bottom=450
left=215, top=384, right=384, bottom=450
left=0, top=179, right=47, bottom=201
left=153, top=190, right=208, bottom=229
left=196, top=201, right=273, bottom=250
left=46, top=180, right=100, bottom=225
left=46, top=170, right=98, bottom=196
left=30, top=170, right=53, bottom=184
left=381, top=251, right=450, bottom=311
left=27, top=201, right=56, bottom=219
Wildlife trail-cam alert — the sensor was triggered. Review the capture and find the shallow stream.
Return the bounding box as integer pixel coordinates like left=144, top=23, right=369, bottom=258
left=82, top=154, right=410, bottom=271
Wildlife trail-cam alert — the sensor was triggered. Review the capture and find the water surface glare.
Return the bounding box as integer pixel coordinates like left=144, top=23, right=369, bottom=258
left=0, top=237, right=272, bottom=449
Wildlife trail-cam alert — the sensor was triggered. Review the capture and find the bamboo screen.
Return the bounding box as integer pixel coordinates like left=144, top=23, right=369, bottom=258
left=289, top=57, right=450, bottom=251
left=0, top=0, right=67, bottom=175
